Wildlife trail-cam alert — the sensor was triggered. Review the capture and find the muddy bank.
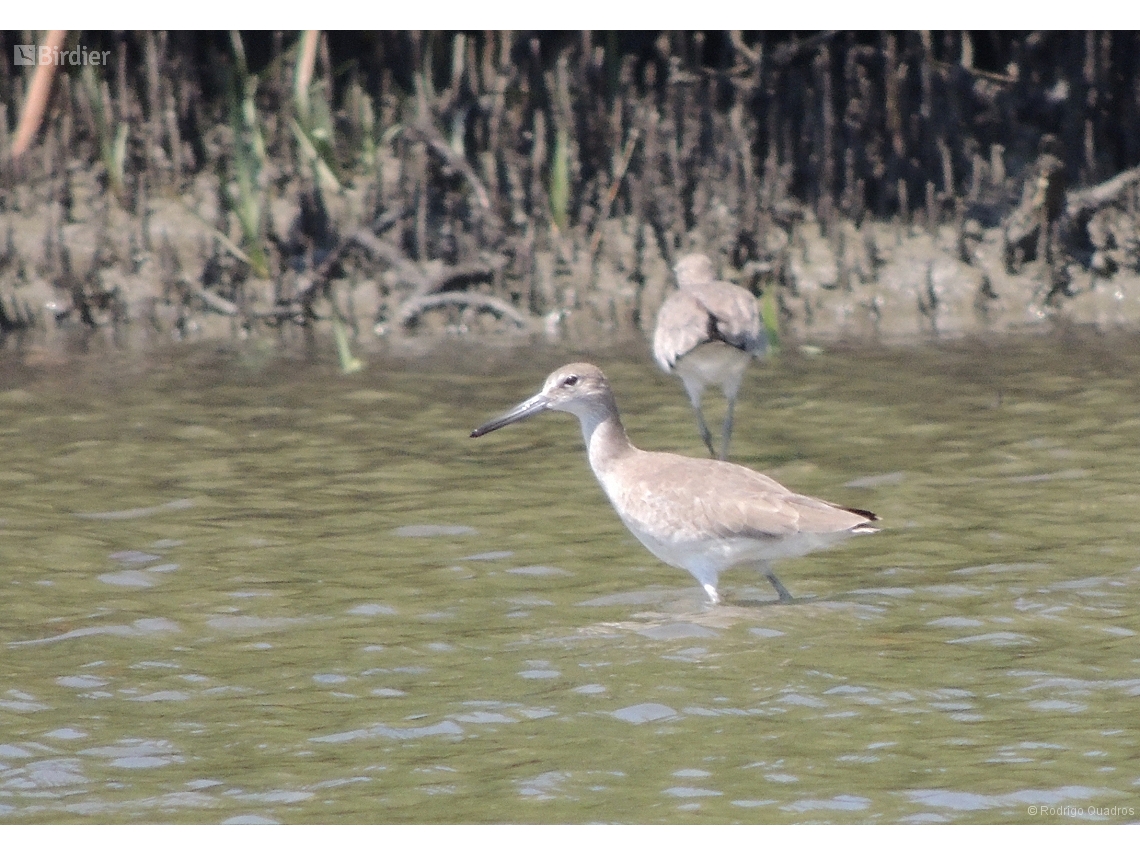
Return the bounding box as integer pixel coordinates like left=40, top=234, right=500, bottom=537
left=3, top=169, right=1140, bottom=358
left=3, top=32, right=1140, bottom=360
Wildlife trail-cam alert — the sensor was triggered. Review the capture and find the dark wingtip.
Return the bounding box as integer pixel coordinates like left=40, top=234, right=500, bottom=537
left=847, top=507, right=880, bottom=522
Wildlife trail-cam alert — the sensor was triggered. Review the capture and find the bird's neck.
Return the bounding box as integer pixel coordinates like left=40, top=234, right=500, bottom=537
left=581, top=408, right=634, bottom=474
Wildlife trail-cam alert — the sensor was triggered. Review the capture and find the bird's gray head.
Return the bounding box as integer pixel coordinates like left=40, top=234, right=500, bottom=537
left=471, top=363, right=615, bottom=438
left=673, top=253, right=717, bottom=289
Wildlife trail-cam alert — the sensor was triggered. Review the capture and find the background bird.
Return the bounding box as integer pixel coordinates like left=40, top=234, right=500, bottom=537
left=472, top=363, right=878, bottom=605
left=653, top=253, right=768, bottom=460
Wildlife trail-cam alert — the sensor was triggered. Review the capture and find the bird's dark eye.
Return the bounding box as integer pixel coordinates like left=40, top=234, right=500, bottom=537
left=563, top=375, right=579, bottom=387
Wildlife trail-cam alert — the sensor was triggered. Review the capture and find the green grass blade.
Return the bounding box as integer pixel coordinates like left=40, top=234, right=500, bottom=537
left=761, top=287, right=781, bottom=355
left=550, top=126, right=570, bottom=232
left=331, top=311, right=364, bottom=373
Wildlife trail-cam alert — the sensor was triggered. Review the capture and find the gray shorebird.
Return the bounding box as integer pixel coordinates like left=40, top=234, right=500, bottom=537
left=471, top=363, right=878, bottom=604
left=653, top=253, right=768, bottom=461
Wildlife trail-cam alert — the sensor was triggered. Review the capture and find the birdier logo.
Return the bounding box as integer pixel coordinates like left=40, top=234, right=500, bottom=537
left=14, top=44, right=111, bottom=66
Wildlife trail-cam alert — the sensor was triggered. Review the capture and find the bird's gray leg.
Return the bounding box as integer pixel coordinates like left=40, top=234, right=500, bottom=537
left=720, top=395, right=736, bottom=461
left=683, top=380, right=717, bottom=459
left=760, top=562, right=793, bottom=603
left=693, top=405, right=717, bottom=459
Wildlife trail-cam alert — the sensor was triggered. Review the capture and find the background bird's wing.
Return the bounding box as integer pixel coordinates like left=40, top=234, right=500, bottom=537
left=652, top=291, right=710, bottom=370
left=690, top=280, right=765, bottom=355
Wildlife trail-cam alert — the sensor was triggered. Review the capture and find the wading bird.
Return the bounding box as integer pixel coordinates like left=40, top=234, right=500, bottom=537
left=471, top=363, right=878, bottom=604
left=653, top=253, right=768, bottom=460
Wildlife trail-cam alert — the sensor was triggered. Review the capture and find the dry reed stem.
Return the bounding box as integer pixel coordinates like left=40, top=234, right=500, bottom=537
left=11, top=30, right=68, bottom=160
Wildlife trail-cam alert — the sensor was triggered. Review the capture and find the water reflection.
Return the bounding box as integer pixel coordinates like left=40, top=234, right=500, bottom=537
left=0, top=333, right=1138, bottom=822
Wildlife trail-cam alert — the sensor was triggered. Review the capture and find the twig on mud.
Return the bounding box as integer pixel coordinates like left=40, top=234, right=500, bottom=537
left=1066, top=165, right=1140, bottom=219
left=589, top=128, right=641, bottom=256
left=728, top=31, right=759, bottom=66
left=190, top=283, right=238, bottom=315
left=284, top=208, right=410, bottom=305
left=179, top=202, right=257, bottom=270
left=414, top=260, right=503, bottom=300
left=288, top=215, right=504, bottom=321
left=401, top=124, right=492, bottom=211
left=342, top=228, right=428, bottom=290
left=190, top=280, right=302, bottom=321
left=769, top=31, right=837, bottom=66
left=396, top=292, right=529, bottom=329
left=312, top=224, right=503, bottom=299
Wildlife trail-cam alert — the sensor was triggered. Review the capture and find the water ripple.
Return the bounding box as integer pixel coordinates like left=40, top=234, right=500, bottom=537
left=310, top=720, right=464, bottom=743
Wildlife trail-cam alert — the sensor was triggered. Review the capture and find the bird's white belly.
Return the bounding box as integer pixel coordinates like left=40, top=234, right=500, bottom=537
left=674, top=342, right=751, bottom=391
left=623, top=521, right=851, bottom=573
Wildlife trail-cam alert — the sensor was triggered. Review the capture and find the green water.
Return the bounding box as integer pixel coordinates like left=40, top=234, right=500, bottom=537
left=1, top=332, right=1138, bottom=824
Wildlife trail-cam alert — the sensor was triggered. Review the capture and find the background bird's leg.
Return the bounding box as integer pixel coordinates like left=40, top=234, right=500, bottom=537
left=720, top=397, right=736, bottom=461
left=692, top=405, right=717, bottom=459
left=683, top=382, right=717, bottom=459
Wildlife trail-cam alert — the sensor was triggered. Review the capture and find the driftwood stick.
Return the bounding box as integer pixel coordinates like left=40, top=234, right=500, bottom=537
left=191, top=284, right=238, bottom=315
left=397, top=292, right=529, bottom=328
left=403, top=124, right=492, bottom=210
left=345, top=229, right=428, bottom=290
left=589, top=128, right=641, bottom=255
left=728, top=31, right=759, bottom=66
left=344, top=228, right=503, bottom=297
left=1066, top=165, right=1140, bottom=219
left=193, top=282, right=305, bottom=321
left=419, top=260, right=500, bottom=296
left=289, top=209, right=413, bottom=304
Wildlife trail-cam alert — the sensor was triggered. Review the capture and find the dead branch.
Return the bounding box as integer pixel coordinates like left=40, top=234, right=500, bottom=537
left=402, top=124, right=492, bottom=211
left=1066, top=165, right=1140, bottom=219
left=396, top=292, right=529, bottom=329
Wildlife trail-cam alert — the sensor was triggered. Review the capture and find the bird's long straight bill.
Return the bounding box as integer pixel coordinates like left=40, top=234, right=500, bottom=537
left=470, top=393, right=550, bottom=437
